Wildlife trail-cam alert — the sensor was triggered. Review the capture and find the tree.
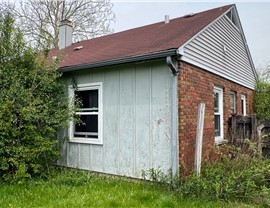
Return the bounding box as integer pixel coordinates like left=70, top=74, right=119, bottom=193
left=0, top=13, right=72, bottom=181
left=254, top=66, right=270, bottom=119
left=0, top=0, right=115, bottom=49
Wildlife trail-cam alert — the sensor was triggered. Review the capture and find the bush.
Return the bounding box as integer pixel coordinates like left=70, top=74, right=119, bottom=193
left=254, top=67, right=270, bottom=119
left=254, top=80, right=270, bottom=120
left=0, top=14, right=71, bottom=181
left=179, top=147, right=270, bottom=202
left=144, top=144, right=270, bottom=204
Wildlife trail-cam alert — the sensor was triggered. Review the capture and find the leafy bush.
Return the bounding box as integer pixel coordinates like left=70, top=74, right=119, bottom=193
left=0, top=14, right=71, bottom=181
left=254, top=67, right=270, bottom=119
left=144, top=144, right=270, bottom=204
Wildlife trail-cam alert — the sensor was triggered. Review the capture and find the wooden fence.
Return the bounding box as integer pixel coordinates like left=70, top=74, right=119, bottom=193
left=229, top=115, right=270, bottom=157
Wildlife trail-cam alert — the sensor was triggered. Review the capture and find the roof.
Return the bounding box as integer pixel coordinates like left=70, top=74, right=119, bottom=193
left=49, top=4, right=234, bottom=71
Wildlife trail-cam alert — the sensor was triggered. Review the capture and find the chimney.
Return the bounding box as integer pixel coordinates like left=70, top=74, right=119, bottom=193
left=58, top=19, right=72, bottom=49
left=165, top=15, right=170, bottom=24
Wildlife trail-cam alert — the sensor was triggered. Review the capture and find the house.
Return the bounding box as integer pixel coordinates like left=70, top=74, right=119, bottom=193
left=51, top=4, right=256, bottom=177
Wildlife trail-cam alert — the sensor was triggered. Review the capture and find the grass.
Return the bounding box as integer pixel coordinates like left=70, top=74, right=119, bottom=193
left=0, top=169, right=255, bottom=208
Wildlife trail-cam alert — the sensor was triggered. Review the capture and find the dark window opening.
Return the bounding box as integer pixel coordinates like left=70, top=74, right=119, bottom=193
left=74, top=89, right=99, bottom=139
left=215, top=115, right=221, bottom=137
left=75, top=90, right=98, bottom=112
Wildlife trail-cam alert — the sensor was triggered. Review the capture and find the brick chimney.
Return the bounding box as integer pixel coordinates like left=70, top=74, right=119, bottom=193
left=58, top=19, right=72, bottom=49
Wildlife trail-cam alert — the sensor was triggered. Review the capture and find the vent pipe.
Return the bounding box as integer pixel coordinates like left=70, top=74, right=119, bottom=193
left=58, top=19, right=72, bottom=49
left=165, top=15, right=170, bottom=24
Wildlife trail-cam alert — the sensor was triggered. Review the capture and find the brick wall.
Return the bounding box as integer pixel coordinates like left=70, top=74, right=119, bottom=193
left=178, top=61, right=254, bottom=173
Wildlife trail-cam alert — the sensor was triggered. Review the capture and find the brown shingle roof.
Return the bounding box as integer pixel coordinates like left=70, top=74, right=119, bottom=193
left=50, top=4, right=233, bottom=69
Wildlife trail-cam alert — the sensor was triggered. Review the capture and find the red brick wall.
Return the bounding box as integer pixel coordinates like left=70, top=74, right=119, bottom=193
left=178, top=61, right=254, bottom=173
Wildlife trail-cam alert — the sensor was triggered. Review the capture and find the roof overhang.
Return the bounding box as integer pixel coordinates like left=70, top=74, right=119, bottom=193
left=59, top=49, right=178, bottom=73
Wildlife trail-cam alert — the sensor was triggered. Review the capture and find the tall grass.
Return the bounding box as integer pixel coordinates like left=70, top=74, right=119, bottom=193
left=144, top=142, right=270, bottom=206
left=0, top=168, right=249, bottom=208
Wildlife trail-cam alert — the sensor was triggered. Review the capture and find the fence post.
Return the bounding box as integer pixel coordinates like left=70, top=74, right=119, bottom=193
left=195, top=103, right=205, bottom=176
left=231, top=115, right=237, bottom=145
left=257, top=124, right=264, bottom=156
left=251, top=114, right=257, bottom=142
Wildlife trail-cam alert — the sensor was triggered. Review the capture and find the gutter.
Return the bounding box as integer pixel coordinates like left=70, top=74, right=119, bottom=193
left=59, top=49, right=177, bottom=73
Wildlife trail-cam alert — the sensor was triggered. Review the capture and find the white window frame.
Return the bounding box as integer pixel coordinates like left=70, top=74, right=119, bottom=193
left=230, top=91, right=236, bottom=114
left=69, top=82, right=103, bottom=145
left=214, top=86, right=224, bottom=143
left=241, top=94, right=246, bottom=116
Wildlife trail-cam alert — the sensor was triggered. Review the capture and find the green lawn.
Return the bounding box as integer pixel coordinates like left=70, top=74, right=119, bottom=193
left=0, top=169, right=255, bottom=208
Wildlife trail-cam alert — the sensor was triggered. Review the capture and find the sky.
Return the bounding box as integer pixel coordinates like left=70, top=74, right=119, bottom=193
left=111, top=1, right=270, bottom=69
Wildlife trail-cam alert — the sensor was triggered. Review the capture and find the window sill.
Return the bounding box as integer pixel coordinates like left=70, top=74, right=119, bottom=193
left=215, top=139, right=228, bottom=146
left=69, top=138, right=103, bottom=145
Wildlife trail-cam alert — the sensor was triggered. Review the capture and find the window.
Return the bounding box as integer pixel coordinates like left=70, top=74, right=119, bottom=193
left=241, top=94, right=246, bottom=116
left=214, top=87, right=224, bottom=143
left=69, top=82, right=103, bottom=144
left=230, top=91, right=236, bottom=114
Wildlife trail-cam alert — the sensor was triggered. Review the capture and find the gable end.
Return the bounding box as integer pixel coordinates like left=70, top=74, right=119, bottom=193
left=178, top=6, right=256, bottom=90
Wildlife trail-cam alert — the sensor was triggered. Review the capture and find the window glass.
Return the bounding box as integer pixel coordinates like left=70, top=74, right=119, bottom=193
left=230, top=91, right=236, bottom=114
left=75, top=90, right=98, bottom=111
left=241, top=100, right=244, bottom=114
left=74, top=89, right=99, bottom=139
left=214, top=92, right=219, bottom=113
left=214, top=87, right=223, bottom=142
left=74, top=115, right=98, bottom=137
left=214, top=115, right=220, bottom=136
left=241, top=94, right=246, bottom=116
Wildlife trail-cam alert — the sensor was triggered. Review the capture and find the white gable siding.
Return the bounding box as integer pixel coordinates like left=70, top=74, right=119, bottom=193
left=60, top=59, right=174, bottom=178
left=180, top=15, right=256, bottom=90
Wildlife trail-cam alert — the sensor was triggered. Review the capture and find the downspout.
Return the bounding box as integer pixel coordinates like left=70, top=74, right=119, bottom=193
left=166, top=56, right=178, bottom=76
left=166, top=54, right=180, bottom=176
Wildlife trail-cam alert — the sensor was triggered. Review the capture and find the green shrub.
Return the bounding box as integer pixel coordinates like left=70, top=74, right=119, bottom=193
left=144, top=144, right=270, bottom=204
left=254, top=67, right=270, bottom=119
left=0, top=14, right=71, bottom=181
left=254, top=80, right=270, bottom=120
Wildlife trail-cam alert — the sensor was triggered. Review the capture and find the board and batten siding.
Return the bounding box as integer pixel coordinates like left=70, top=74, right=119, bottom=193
left=61, top=59, right=174, bottom=178
left=180, top=15, right=256, bottom=90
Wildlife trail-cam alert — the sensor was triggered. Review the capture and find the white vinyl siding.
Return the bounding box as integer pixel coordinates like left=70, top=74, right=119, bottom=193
left=180, top=15, right=256, bottom=90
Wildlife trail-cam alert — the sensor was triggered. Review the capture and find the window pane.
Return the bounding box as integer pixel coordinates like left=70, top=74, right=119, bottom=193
left=241, top=95, right=246, bottom=116
left=215, top=115, right=220, bottom=136
left=74, top=115, right=98, bottom=138
left=230, top=92, right=235, bottom=114
left=214, top=92, right=219, bottom=113
left=75, top=90, right=98, bottom=111
left=241, top=99, right=244, bottom=115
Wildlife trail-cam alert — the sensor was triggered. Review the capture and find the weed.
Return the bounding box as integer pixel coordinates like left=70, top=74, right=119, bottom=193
left=144, top=143, right=270, bottom=206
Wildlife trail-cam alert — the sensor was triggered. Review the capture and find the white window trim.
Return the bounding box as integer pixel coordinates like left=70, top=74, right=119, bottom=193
left=214, top=87, right=224, bottom=143
left=241, top=94, right=246, bottom=116
left=69, top=82, right=103, bottom=145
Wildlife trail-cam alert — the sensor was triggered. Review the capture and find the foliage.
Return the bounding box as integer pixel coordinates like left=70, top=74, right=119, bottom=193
left=0, top=14, right=71, bottom=181
left=0, top=168, right=250, bottom=208
left=254, top=67, right=270, bottom=119
left=144, top=143, right=270, bottom=205
left=0, top=0, right=115, bottom=49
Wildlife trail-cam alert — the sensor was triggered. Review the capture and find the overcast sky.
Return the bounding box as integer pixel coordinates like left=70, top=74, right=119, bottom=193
left=111, top=1, right=270, bottom=69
